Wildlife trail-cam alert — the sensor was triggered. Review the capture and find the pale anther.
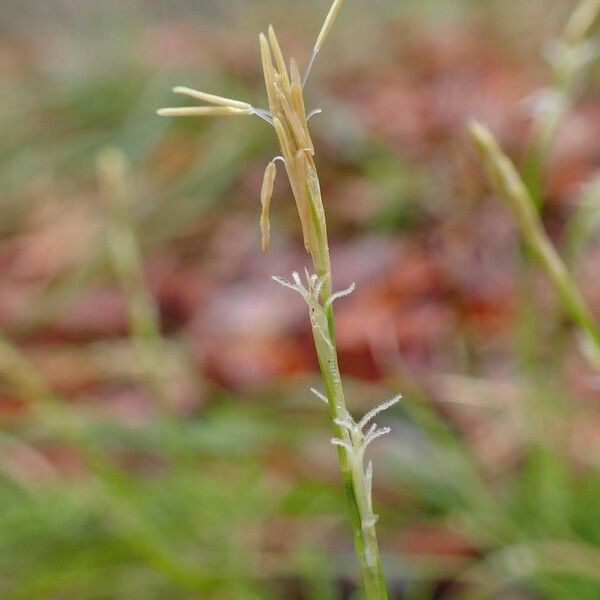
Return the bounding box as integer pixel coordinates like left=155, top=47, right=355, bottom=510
left=172, top=86, right=252, bottom=110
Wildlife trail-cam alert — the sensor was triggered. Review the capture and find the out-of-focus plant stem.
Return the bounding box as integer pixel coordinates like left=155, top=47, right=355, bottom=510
left=561, top=172, right=600, bottom=268
left=0, top=287, right=203, bottom=592
left=523, top=0, right=600, bottom=205
left=470, top=122, right=600, bottom=361
left=98, top=147, right=168, bottom=407
left=0, top=331, right=53, bottom=405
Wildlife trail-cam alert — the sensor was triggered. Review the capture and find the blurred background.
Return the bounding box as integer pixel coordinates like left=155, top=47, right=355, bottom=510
left=0, top=0, right=599, bottom=598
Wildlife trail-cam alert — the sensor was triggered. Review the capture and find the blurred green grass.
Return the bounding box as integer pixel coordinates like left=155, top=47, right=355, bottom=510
left=0, top=0, right=599, bottom=598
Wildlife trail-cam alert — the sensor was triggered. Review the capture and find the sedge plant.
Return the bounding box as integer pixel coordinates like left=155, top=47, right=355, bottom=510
left=158, top=1, right=397, bottom=597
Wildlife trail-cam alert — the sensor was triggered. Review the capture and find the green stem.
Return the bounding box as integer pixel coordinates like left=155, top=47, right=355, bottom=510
left=523, top=0, right=600, bottom=205
left=470, top=122, right=600, bottom=360
left=305, top=177, right=388, bottom=597
left=98, top=148, right=168, bottom=408
left=313, top=301, right=388, bottom=599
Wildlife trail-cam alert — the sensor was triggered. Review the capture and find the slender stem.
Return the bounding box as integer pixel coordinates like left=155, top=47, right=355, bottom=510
left=561, top=172, right=600, bottom=268
left=98, top=148, right=168, bottom=407
left=314, top=297, right=388, bottom=598
left=522, top=0, right=600, bottom=205
left=470, top=122, right=600, bottom=359
left=0, top=330, right=53, bottom=405
left=304, top=178, right=388, bottom=596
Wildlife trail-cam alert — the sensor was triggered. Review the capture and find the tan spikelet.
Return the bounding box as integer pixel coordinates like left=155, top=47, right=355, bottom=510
left=289, top=59, right=313, bottom=154
left=272, top=116, right=295, bottom=164
left=293, top=149, right=314, bottom=253
left=268, top=26, right=290, bottom=89
left=259, top=33, right=278, bottom=110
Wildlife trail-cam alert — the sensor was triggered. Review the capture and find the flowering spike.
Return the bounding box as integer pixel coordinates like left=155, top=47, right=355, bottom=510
left=157, top=0, right=392, bottom=591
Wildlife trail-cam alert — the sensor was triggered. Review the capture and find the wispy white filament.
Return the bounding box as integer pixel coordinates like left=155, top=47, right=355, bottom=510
left=307, top=108, right=323, bottom=121
left=331, top=437, right=353, bottom=453
left=310, top=387, right=329, bottom=404
left=324, top=282, right=356, bottom=309
left=357, top=394, right=402, bottom=431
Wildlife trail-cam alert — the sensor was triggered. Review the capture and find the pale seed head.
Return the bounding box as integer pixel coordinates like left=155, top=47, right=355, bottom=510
left=157, top=0, right=345, bottom=273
